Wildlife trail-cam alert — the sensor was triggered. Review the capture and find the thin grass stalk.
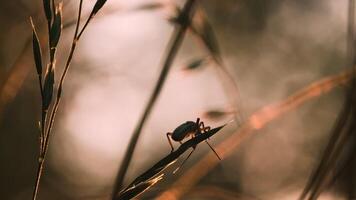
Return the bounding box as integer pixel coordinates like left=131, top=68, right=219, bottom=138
left=308, top=117, right=356, bottom=200
left=41, top=0, right=54, bottom=151
left=299, top=1, right=356, bottom=199
left=32, top=1, right=84, bottom=199
left=0, top=2, right=157, bottom=125
left=306, top=58, right=356, bottom=200
left=299, top=93, right=353, bottom=200
left=43, top=0, right=83, bottom=152
left=0, top=1, right=74, bottom=126
left=300, top=100, right=353, bottom=200
left=111, top=0, right=198, bottom=197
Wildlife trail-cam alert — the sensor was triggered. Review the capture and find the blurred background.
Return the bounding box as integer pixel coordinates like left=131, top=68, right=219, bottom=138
left=0, top=0, right=351, bottom=199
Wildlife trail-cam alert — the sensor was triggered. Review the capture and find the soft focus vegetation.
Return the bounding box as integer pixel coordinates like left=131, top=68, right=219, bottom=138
left=0, top=0, right=355, bottom=200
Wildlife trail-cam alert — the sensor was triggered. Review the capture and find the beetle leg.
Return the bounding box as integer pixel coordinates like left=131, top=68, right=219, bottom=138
left=198, top=122, right=221, bottom=160
left=195, top=118, right=201, bottom=133
left=205, top=140, right=221, bottom=160
left=173, top=147, right=196, bottom=174
left=197, top=122, right=204, bottom=134
left=204, top=126, right=211, bottom=140
left=204, top=126, right=211, bottom=133
left=166, top=132, right=174, bottom=152
left=199, top=122, right=211, bottom=139
left=199, top=121, right=210, bottom=132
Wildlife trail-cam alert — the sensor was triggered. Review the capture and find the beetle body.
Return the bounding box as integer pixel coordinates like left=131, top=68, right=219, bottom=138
left=166, top=118, right=221, bottom=173
left=171, top=121, right=198, bottom=141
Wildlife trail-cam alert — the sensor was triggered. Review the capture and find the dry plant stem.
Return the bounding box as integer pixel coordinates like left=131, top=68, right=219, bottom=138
left=0, top=2, right=73, bottom=124
left=77, top=14, right=93, bottom=39
left=112, top=0, right=197, bottom=197
left=0, top=2, right=151, bottom=124
left=32, top=1, right=84, bottom=200
left=309, top=116, right=355, bottom=200
left=300, top=1, right=356, bottom=199
left=299, top=92, right=353, bottom=200
left=156, top=69, right=354, bottom=200
left=43, top=0, right=96, bottom=150
left=43, top=0, right=83, bottom=153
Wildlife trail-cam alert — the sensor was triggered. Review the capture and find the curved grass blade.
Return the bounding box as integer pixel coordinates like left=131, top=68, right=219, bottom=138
left=117, top=124, right=227, bottom=200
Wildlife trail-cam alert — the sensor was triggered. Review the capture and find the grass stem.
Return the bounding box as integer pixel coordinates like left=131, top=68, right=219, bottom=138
left=32, top=1, right=83, bottom=199
left=111, top=0, right=198, bottom=198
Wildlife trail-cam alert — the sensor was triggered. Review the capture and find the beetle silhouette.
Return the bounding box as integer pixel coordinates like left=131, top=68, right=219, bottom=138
left=166, top=118, right=221, bottom=173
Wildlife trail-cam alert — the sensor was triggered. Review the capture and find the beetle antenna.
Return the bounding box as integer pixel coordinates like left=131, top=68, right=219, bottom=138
left=173, top=148, right=195, bottom=174
left=205, top=140, right=221, bottom=160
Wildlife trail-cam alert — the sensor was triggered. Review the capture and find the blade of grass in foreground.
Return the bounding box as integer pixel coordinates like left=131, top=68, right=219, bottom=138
left=116, top=125, right=227, bottom=200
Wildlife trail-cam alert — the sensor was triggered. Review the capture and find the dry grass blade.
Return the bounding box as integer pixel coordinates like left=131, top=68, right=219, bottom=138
left=30, top=18, right=43, bottom=76
left=77, top=0, right=108, bottom=39
left=90, top=0, right=108, bottom=17
left=48, top=3, right=62, bottom=64
left=116, top=125, right=226, bottom=200
left=156, top=69, right=354, bottom=200
left=42, top=68, right=54, bottom=111
left=30, top=17, right=45, bottom=137
left=31, top=0, right=107, bottom=198
left=0, top=2, right=75, bottom=126
left=43, top=0, right=52, bottom=22
left=111, top=0, right=198, bottom=197
left=0, top=1, right=159, bottom=127
left=49, top=3, right=63, bottom=52
left=31, top=2, right=65, bottom=198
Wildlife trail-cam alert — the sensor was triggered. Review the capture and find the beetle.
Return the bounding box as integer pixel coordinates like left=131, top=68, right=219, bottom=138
left=166, top=118, right=221, bottom=172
